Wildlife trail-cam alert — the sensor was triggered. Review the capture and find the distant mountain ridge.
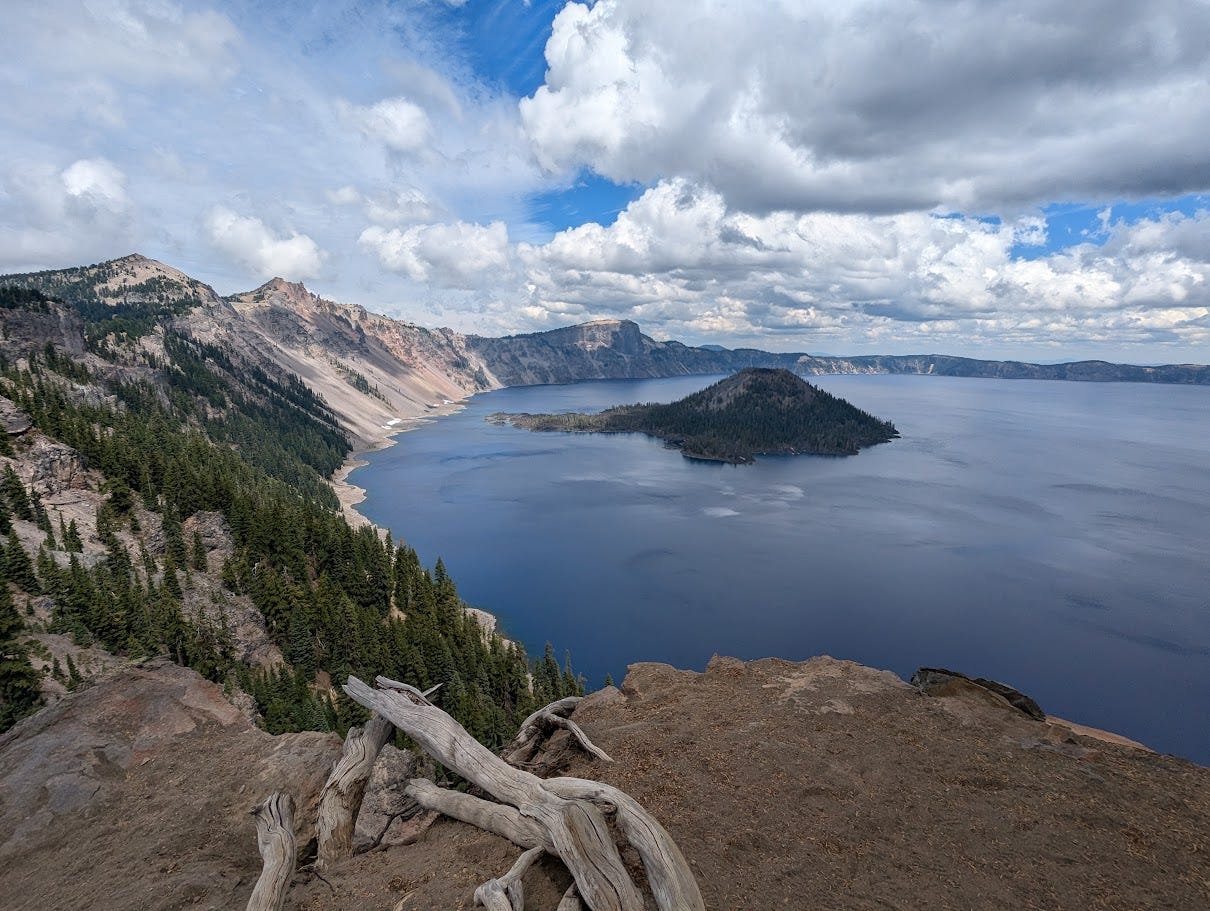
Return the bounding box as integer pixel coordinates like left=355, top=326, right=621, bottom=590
left=2, top=255, right=1206, bottom=458
left=469, top=319, right=1210, bottom=387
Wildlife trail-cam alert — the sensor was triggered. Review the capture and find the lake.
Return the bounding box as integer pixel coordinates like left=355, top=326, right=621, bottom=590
left=351, top=374, right=1210, bottom=763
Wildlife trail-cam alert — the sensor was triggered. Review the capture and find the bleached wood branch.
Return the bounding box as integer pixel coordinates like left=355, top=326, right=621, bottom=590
left=557, top=885, right=586, bottom=911
left=342, top=676, right=703, bottom=911
left=316, top=713, right=393, bottom=870
left=503, top=696, right=613, bottom=765
left=404, top=778, right=550, bottom=850
left=474, top=846, right=545, bottom=910
left=545, top=777, right=703, bottom=911
left=246, top=792, right=295, bottom=911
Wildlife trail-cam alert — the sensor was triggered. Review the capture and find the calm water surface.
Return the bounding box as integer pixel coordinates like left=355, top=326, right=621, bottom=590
left=352, top=375, right=1210, bottom=763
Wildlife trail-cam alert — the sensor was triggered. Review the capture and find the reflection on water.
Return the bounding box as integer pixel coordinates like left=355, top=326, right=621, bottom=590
left=354, top=374, right=1210, bottom=763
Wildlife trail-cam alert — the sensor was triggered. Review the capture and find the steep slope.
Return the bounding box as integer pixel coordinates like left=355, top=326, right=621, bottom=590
left=2, top=258, right=495, bottom=452
left=0, top=268, right=565, bottom=748
left=211, top=278, right=492, bottom=447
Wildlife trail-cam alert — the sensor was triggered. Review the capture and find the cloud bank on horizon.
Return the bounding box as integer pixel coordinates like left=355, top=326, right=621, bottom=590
left=1, top=0, right=1208, bottom=361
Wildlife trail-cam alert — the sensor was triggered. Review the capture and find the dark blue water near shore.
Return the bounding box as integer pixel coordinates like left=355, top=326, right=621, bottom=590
left=352, top=375, right=1210, bottom=763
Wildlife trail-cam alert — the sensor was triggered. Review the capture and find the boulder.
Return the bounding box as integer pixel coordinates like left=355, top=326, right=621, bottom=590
left=0, top=395, right=32, bottom=435
left=910, top=666, right=1046, bottom=720
left=353, top=743, right=435, bottom=849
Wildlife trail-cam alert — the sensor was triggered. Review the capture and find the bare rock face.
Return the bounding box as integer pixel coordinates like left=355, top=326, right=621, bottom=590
left=26, top=438, right=88, bottom=493
left=0, top=395, right=32, bottom=434
left=173, top=511, right=283, bottom=667
left=182, top=573, right=284, bottom=668
left=353, top=743, right=434, bottom=849
left=0, top=660, right=340, bottom=911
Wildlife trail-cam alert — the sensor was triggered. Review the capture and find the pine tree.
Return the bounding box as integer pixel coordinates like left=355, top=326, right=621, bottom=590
left=4, top=531, right=38, bottom=593
left=64, top=652, right=82, bottom=690
left=160, top=550, right=183, bottom=600
left=0, top=577, right=43, bottom=732
left=287, top=608, right=317, bottom=680
left=63, top=519, right=83, bottom=553
left=1, top=466, right=32, bottom=521
left=190, top=531, right=207, bottom=571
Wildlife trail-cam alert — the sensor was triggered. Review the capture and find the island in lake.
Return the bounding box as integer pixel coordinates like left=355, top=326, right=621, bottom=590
left=489, top=367, right=898, bottom=463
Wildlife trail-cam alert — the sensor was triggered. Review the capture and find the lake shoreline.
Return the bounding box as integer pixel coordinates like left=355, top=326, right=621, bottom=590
left=331, top=402, right=466, bottom=530
left=328, top=399, right=520, bottom=647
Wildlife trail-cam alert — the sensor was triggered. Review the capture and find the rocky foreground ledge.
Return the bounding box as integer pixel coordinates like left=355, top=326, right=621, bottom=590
left=1, top=656, right=1206, bottom=911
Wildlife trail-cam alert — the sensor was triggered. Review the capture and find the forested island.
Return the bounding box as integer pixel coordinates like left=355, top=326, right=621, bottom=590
left=490, top=367, right=898, bottom=463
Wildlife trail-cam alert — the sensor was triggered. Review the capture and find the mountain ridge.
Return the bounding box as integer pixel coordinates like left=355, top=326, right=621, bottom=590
left=4, top=256, right=1207, bottom=432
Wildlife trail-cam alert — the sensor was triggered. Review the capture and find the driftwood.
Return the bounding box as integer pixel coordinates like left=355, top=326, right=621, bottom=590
left=316, top=713, right=393, bottom=870
left=504, top=696, right=614, bottom=766
left=343, top=676, right=704, bottom=911
left=247, top=792, right=295, bottom=911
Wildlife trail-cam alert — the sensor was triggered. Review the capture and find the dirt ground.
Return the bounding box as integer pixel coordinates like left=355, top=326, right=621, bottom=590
left=290, top=655, right=1209, bottom=911
left=2, top=656, right=1207, bottom=910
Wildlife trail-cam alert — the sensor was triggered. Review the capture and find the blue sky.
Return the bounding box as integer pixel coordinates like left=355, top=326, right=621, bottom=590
left=1, top=0, right=1209, bottom=362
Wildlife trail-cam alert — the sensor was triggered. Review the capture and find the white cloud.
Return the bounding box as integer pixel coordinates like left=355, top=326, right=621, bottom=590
left=326, top=185, right=361, bottom=206
left=515, top=180, right=1210, bottom=354
left=521, top=0, right=1210, bottom=214
left=344, top=96, right=433, bottom=154
left=0, top=157, right=134, bottom=269
left=2, top=0, right=239, bottom=87
left=360, top=220, right=511, bottom=289
left=364, top=187, right=443, bottom=226
left=204, top=207, right=325, bottom=279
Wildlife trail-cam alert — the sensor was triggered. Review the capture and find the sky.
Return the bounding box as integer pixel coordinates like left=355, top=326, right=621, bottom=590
left=2, top=1, right=1209, bottom=362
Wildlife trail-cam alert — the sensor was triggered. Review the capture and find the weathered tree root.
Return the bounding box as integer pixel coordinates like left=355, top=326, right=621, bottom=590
left=316, top=713, right=393, bottom=870
left=557, top=884, right=586, bottom=911
left=475, top=845, right=545, bottom=910
left=247, top=791, right=295, bottom=911
left=343, top=676, right=704, bottom=911
left=505, top=696, right=614, bottom=766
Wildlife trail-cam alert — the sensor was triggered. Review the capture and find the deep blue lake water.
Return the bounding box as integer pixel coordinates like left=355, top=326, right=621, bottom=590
left=352, top=374, right=1210, bottom=763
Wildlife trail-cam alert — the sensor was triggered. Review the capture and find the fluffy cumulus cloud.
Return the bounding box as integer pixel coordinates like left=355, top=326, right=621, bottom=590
left=2, top=1, right=1209, bottom=360
left=521, top=0, right=1210, bottom=214
left=204, top=207, right=325, bottom=279
left=342, top=96, right=433, bottom=155
left=360, top=220, right=511, bottom=289
left=517, top=181, right=1210, bottom=354
left=0, top=157, right=134, bottom=269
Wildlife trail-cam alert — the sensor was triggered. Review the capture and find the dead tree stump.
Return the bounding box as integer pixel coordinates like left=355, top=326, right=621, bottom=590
left=316, top=713, right=393, bottom=870
left=247, top=791, right=295, bottom=911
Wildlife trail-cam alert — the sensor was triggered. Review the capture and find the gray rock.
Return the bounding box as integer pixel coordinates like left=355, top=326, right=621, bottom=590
left=911, top=666, right=1046, bottom=721
left=354, top=743, right=434, bottom=849
left=0, top=395, right=32, bottom=435
left=27, top=438, right=88, bottom=493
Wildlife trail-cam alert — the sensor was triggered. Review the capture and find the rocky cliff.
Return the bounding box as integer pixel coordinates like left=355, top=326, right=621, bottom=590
left=1, top=654, right=1205, bottom=911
